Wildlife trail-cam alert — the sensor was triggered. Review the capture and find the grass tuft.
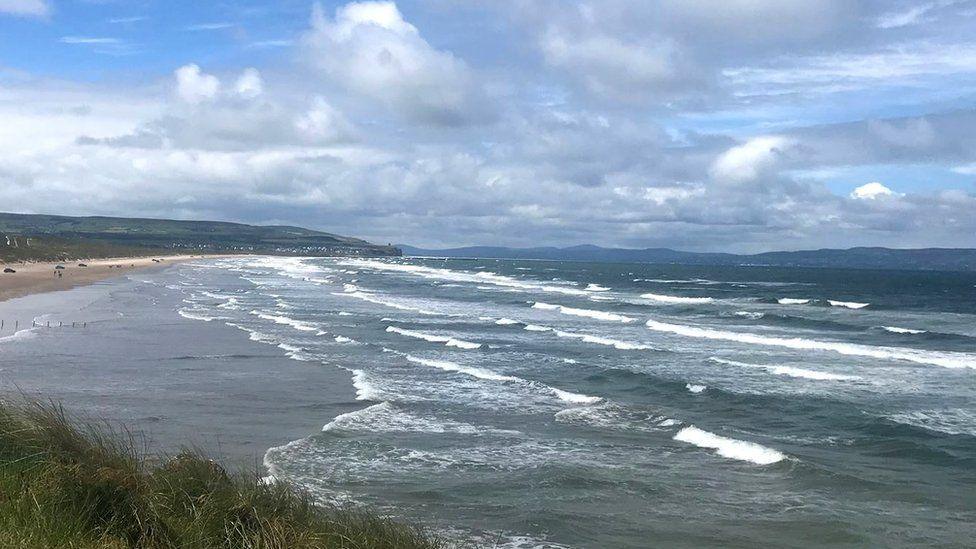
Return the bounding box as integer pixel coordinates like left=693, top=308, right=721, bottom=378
left=0, top=399, right=449, bottom=549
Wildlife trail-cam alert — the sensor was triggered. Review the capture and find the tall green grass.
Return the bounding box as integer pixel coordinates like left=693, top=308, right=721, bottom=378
left=0, top=400, right=448, bottom=549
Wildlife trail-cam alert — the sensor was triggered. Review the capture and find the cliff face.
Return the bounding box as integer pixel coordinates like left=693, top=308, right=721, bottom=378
left=0, top=213, right=401, bottom=261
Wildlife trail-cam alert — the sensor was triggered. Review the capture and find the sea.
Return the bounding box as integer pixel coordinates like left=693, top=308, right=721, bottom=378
left=1, top=256, right=975, bottom=548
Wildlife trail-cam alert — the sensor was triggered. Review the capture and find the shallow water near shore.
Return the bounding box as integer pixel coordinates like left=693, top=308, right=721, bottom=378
left=2, top=257, right=975, bottom=548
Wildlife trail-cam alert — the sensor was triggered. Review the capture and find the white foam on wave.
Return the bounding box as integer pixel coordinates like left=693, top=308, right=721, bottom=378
left=640, top=293, right=714, bottom=305
left=405, top=354, right=516, bottom=382
left=585, top=283, right=610, bottom=292
left=322, top=401, right=502, bottom=435
left=882, top=326, right=926, bottom=335
left=646, top=319, right=976, bottom=369
left=178, top=309, right=217, bottom=322
left=386, top=326, right=482, bottom=349
left=333, top=286, right=443, bottom=316
left=734, top=311, right=765, bottom=319
left=674, top=426, right=786, bottom=465
left=777, top=298, right=810, bottom=305
left=523, top=324, right=551, bottom=332
left=532, top=302, right=635, bottom=323
left=552, top=329, right=654, bottom=350
left=343, top=259, right=593, bottom=296
left=686, top=383, right=706, bottom=393
left=250, top=310, right=318, bottom=332
left=551, top=388, right=602, bottom=405
left=334, top=336, right=356, bottom=344
left=829, top=300, right=870, bottom=309
left=0, top=329, right=36, bottom=345
left=495, top=318, right=520, bottom=325
left=708, top=357, right=861, bottom=381
left=351, top=370, right=381, bottom=400
left=888, top=408, right=976, bottom=437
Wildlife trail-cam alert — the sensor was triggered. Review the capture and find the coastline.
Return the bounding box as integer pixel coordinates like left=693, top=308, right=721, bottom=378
left=0, top=254, right=238, bottom=304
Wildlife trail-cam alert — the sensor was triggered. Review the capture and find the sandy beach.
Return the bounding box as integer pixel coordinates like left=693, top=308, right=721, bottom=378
left=0, top=255, right=232, bottom=303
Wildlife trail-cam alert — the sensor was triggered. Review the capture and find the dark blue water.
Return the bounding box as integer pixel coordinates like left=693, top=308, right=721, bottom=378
left=3, top=257, right=975, bottom=547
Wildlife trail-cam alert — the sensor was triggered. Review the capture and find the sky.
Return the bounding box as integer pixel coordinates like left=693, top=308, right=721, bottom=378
left=1, top=0, right=975, bottom=252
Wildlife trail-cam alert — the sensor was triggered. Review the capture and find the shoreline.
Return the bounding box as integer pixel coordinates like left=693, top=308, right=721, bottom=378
left=0, top=254, right=240, bottom=304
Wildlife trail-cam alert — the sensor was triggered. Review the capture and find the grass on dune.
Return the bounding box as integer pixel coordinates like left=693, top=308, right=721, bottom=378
left=0, top=399, right=448, bottom=549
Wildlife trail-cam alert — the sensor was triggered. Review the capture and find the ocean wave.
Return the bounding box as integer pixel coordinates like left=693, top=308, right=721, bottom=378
left=640, top=292, right=714, bottom=305
left=386, top=326, right=482, bottom=349
left=523, top=324, right=551, bottom=332
left=250, top=310, right=318, bottom=332
left=333, top=286, right=444, bottom=316
left=351, top=370, right=381, bottom=400
left=0, top=329, right=36, bottom=345
left=552, top=329, right=654, bottom=350
left=674, top=426, right=786, bottom=465
left=585, top=283, right=611, bottom=292
left=322, top=402, right=506, bottom=435
left=178, top=309, right=219, bottom=322
left=495, top=318, right=520, bottom=325
left=708, top=357, right=860, bottom=381
left=734, top=311, right=765, bottom=319
left=334, top=336, right=357, bottom=344
left=887, top=408, right=976, bottom=437
left=881, top=326, right=926, bottom=334
left=532, top=302, right=636, bottom=323
left=777, top=298, right=810, bottom=305
left=343, top=259, right=595, bottom=296
left=829, top=300, right=870, bottom=309
left=405, top=354, right=516, bottom=382
left=646, top=319, right=976, bottom=369
left=551, top=388, right=602, bottom=405
left=686, top=384, right=706, bottom=393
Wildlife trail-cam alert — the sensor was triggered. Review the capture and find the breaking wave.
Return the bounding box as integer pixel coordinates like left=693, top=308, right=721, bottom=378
left=674, top=426, right=786, bottom=465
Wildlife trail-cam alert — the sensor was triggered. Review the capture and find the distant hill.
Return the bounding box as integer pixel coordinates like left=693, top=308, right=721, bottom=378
left=398, top=244, right=976, bottom=272
left=0, top=212, right=400, bottom=262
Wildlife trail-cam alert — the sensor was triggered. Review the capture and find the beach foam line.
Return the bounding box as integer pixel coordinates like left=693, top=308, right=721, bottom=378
left=709, top=357, right=860, bottom=381
left=640, top=292, right=714, bottom=304
left=674, top=426, right=786, bottom=465
left=405, top=354, right=516, bottom=382
left=386, top=326, right=482, bottom=349
left=777, top=298, right=810, bottom=305
left=829, top=300, right=870, bottom=309
left=646, top=319, right=976, bottom=369
left=532, top=302, right=636, bottom=323
left=881, top=326, right=927, bottom=335
left=250, top=310, right=318, bottom=332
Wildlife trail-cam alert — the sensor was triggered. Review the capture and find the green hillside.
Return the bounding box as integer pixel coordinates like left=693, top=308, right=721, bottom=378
left=0, top=213, right=400, bottom=262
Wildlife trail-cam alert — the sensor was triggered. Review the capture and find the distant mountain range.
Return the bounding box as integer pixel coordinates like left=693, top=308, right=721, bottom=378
left=1, top=212, right=400, bottom=262
left=398, top=244, right=976, bottom=272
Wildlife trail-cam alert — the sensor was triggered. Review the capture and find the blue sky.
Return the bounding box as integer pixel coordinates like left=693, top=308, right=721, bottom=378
left=1, top=0, right=975, bottom=251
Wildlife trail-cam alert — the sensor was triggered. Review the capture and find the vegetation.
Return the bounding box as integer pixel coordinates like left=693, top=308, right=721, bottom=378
left=0, top=212, right=400, bottom=262
left=0, top=399, right=446, bottom=549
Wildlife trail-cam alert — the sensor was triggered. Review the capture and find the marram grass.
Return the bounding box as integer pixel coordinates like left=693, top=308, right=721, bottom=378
left=0, top=399, right=449, bottom=549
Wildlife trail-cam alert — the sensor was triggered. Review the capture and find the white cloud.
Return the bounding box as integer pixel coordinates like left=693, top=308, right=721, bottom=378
left=303, top=1, right=490, bottom=125
left=850, top=181, right=900, bottom=199
left=175, top=64, right=220, bottom=104
left=0, top=0, right=49, bottom=17
left=234, top=68, right=264, bottom=99
left=710, top=136, right=794, bottom=184
left=876, top=3, right=934, bottom=28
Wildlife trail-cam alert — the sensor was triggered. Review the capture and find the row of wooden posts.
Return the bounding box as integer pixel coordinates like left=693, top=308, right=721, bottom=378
left=1, top=319, right=87, bottom=332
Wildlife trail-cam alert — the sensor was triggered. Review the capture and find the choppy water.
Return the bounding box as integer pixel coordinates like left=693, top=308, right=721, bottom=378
left=4, top=256, right=976, bottom=547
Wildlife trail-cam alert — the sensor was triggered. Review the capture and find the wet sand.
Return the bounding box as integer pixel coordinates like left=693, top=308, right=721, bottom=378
left=0, top=255, right=233, bottom=303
